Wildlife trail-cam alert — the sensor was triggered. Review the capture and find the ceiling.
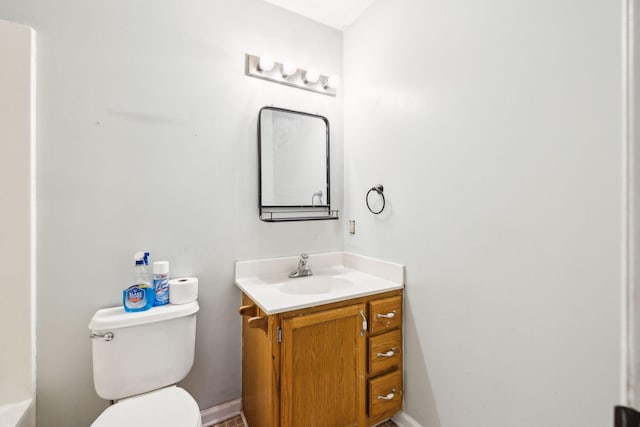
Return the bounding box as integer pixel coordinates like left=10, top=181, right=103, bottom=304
left=261, top=0, right=376, bottom=30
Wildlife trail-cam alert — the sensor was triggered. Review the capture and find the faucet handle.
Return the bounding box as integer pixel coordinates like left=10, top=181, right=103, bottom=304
left=300, top=253, right=309, bottom=259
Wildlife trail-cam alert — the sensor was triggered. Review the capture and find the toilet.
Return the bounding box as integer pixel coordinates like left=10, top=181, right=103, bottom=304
left=88, top=300, right=202, bottom=427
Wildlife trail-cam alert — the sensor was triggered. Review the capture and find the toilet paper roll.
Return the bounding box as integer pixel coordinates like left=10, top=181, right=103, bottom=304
left=169, top=277, right=198, bottom=304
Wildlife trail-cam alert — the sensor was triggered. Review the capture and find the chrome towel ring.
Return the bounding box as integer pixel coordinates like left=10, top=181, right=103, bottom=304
left=366, top=185, right=385, bottom=214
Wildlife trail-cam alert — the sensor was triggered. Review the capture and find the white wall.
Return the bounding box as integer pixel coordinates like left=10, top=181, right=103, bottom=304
left=630, top=0, right=640, bottom=407
left=344, top=1, right=623, bottom=426
left=0, top=0, right=626, bottom=425
left=0, top=1, right=343, bottom=426
left=0, top=18, right=34, bottom=413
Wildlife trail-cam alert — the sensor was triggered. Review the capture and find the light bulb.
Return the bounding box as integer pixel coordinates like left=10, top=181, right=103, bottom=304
left=304, top=68, right=320, bottom=84
left=282, top=62, right=297, bottom=78
left=258, top=55, right=275, bottom=72
left=324, top=74, right=340, bottom=89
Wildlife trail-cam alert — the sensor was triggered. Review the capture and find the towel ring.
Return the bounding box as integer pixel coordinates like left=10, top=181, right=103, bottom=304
left=366, top=185, right=385, bottom=214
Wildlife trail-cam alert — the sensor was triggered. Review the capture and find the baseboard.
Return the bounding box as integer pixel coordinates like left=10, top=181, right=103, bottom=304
left=392, top=411, right=423, bottom=427
left=200, top=398, right=242, bottom=427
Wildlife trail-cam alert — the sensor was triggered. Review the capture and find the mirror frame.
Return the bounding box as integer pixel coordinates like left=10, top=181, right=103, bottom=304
left=258, top=106, right=338, bottom=222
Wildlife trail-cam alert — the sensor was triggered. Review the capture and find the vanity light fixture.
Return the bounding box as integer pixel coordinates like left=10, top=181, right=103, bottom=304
left=324, top=74, right=341, bottom=90
left=281, top=62, right=298, bottom=78
left=257, top=55, right=275, bottom=72
left=304, top=69, right=320, bottom=84
left=245, top=54, right=338, bottom=97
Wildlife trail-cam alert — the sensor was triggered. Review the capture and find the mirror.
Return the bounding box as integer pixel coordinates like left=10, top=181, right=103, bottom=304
left=258, top=106, right=338, bottom=222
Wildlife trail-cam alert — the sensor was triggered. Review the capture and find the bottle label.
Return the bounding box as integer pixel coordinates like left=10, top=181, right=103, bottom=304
left=124, top=284, right=149, bottom=309
left=153, top=274, right=170, bottom=306
left=127, top=287, right=144, bottom=303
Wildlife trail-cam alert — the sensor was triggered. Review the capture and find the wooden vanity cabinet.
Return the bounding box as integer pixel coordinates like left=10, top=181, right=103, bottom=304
left=366, top=295, right=403, bottom=424
left=241, top=290, right=403, bottom=427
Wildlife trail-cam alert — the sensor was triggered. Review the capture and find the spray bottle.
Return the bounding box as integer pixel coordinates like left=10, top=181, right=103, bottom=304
left=123, top=251, right=154, bottom=312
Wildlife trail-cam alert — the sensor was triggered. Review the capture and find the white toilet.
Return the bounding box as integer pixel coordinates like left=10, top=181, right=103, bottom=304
left=88, top=301, right=202, bottom=427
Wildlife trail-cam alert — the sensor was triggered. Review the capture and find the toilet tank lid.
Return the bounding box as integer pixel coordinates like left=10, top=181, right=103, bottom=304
left=89, top=301, right=199, bottom=331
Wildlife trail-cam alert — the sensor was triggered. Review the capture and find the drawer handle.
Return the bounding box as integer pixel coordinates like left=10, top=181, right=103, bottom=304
left=376, top=348, right=396, bottom=358
left=377, top=310, right=396, bottom=319
left=377, top=388, right=396, bottom=400
left=360, top=310, right=368, bottom=336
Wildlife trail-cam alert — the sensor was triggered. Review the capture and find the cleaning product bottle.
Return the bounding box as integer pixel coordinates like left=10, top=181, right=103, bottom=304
left=152, top=261, right=170, bottom=306
left=123, top=251, right=154, bottom=312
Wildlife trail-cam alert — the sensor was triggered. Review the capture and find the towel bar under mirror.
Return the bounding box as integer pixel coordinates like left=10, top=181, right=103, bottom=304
left=258, top=106, right=339, bottom=222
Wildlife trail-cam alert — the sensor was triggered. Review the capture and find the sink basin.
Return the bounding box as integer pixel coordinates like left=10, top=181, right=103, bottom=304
left=279, top=276, right=354, bottom=295
left=235, top=254, right=404, bottom=314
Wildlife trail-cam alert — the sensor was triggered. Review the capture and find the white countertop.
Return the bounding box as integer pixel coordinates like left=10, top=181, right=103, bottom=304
left=235, top=252, right=404, bottom=314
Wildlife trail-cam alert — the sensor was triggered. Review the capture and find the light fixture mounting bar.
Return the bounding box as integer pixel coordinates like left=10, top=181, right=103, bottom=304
left=245, top=54, right=337, bottom=97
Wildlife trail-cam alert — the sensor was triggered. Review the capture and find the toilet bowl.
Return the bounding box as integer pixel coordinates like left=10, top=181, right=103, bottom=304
left=88, top=301, right=201, bottom=426
left=91, top=386, right=201, bottom=427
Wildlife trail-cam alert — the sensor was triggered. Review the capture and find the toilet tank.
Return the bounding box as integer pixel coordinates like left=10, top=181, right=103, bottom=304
left=88, top=301, right=199, bottom=400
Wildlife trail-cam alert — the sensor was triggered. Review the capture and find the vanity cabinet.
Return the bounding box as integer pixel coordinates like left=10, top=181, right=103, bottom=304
left=240, top=290, right=403, bottom=427
left=366, top=296, right=403, bottom=423
left=281, top=304, right=366, bottom=427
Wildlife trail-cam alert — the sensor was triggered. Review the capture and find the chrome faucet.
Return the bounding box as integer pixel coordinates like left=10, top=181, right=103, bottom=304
left=289, top=253, right=312, bottom=278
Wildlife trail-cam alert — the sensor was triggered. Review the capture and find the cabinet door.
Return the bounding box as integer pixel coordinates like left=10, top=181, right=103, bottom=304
left=281, top=304, right=366, bottom=427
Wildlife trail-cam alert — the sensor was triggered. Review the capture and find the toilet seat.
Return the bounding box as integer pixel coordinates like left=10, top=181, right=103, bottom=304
left=91, top=386, right=201, bottom=427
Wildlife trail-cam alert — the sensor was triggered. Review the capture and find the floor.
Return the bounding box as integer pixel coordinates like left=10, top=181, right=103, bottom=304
left=212, top=415, right=244, bottom=427
left=212, top=415, right=398, bottom=427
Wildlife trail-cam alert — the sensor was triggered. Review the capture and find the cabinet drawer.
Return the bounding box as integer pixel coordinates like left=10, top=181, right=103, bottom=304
left=368, top=370, right=402, bottom=422
left=369, top=329, right=402, bottom=375
left=369, top=296, right=402, bottom=334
